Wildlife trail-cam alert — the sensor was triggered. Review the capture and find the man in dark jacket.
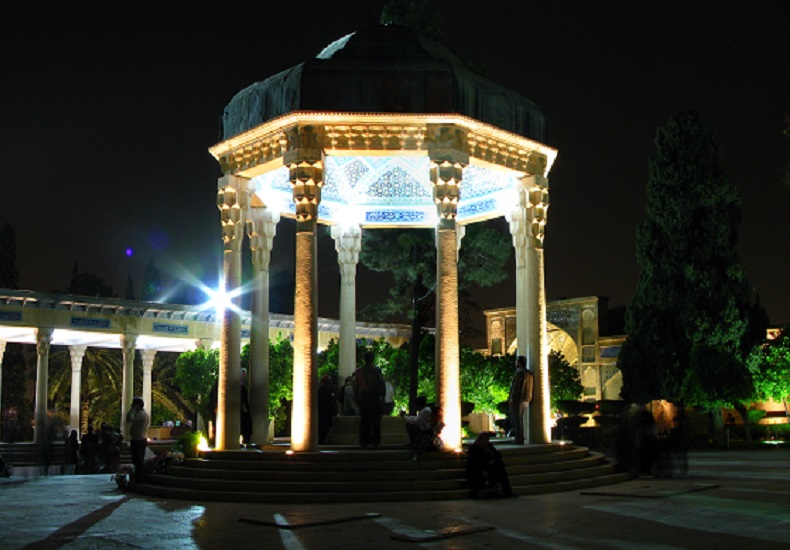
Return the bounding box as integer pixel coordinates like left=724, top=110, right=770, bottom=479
left=353, top=351, right=385, bottom=447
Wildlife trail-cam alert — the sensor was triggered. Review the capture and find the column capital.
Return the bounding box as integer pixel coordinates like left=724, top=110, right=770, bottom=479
left=68, top=345, right=87, bottom=370
left=286, top=151, right=324, bottom=228
left=217, top=184, right=247, bottom=252
left=140, top=349, right=157, bottom=371
left=120, top=333, right=138, bottom=350
left=331, top=224, right=362, bottom=283
left=509, top=176, right=550, bottom=249
left=247, top=206, right=280, bottom=271
left=195, top=338, right=214, bottom=350
left=429, top=153, right=467, bottom=223
left=36, top=327, right=53, bottom=356
left=217, top=174, right=253, bottom=193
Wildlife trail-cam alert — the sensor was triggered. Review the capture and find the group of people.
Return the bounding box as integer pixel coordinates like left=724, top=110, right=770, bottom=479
left=317, top=351, right=396, bottom=446
left=53, top=396, right=150, bottom=483
left=318, top=350, right=520, bottom=498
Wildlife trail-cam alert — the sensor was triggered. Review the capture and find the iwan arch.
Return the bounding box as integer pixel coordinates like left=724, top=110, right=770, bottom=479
left=209, top=25, right=557, bottom=452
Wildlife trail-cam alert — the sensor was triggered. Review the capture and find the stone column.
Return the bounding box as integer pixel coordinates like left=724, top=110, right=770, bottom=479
left=33, top=328, right=53, bottom=444
left=508, top=174, right=550, bottom=443
left=0, top=340, right=5, bottom=441
left=507, top=203, right=529, bottom=444
left=120, top=334, right=137, bottom=441
left=331, top=223, right=362, bottom=385
left=286, top=146, right=323, bottom=452
left=141, top=349, right=156, bottom=416
left=68, top=345, right=87, bottom=434
left=430, top=152, right=466, bottom=451
left=247, top=206, right=280, bottom=445
left=216, top=175, right=250, bottom=450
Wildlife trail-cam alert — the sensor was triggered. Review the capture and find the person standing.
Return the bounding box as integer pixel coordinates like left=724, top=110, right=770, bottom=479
left=126, top=396, right=150, bottom=483
left=63, top=429, right=79, bottom=474
left=318, top=374, right=336, bottom=444
left=353, top=351, right=385, bottom=447
left=80, top=424, right=99, bottom=473
left=508, top=356, right=529, bottom=445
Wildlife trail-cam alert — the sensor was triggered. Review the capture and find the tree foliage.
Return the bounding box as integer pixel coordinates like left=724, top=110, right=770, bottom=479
left=48, top=347, right=124, bottom=428
left=141, top=258, right=163, bottom=302
left=359, top=222, right=511, bottom=408
left=619, top=111, right=766, bottom=407
left=263, top=335, right=294, bottom=418
left=1, top=344, right=33, bottom=440
left=67, top=263, right=114, bottom=298
left=548, top=350, right=583, bottom=409
left=174, top=348, right=219, bottom=422
left=754, top=328, right=790, bottom=404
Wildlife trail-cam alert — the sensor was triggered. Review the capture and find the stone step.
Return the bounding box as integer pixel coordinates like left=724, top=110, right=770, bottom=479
left=133, top=443, right=630, bottom=504
left=325, top=415, right=411, bottom=445
left=133, top=469, right=632, bottom=504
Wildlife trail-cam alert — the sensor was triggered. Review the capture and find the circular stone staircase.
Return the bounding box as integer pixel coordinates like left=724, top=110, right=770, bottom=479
left=132, top=441, right=629, bottom=504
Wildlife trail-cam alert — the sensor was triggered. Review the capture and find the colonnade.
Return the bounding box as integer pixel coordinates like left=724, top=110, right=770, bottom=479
left=0, top=333, right=164, bottom=443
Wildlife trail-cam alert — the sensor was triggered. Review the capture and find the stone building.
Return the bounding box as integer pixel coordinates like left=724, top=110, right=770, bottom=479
left=484, top=296, right=626, bottom=401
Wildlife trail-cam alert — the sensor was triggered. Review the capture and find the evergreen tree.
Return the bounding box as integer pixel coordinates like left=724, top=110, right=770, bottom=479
left=0, top=223, right=19, bottom=289
left=619, top=112, right=765, bottom=407
left=67, top=262, right=114, bottom=297
left=124, top=273, right=135, bottom=300
left=141, top=258, right=162, bottom=302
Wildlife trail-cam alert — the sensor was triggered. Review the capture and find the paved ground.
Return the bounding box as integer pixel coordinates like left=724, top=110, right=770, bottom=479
left=1, top=449, right=788, bottom=549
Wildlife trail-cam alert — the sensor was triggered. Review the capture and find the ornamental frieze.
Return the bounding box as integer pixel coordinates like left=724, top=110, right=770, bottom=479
left=211, top=113, right=555, bottom=179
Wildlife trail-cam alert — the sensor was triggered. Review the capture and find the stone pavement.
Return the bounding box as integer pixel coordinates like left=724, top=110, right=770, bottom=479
left=1, top=449, right=788, bottom=549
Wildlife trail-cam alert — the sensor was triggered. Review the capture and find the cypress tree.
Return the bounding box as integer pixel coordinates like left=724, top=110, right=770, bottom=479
left=619, top=112, right=764, bottom=406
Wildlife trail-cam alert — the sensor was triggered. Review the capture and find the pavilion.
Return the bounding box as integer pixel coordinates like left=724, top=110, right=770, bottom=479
left=209, top=24, right=557, bottom=452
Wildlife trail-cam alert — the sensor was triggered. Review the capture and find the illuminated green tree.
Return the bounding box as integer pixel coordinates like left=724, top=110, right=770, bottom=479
left=174, top=348, right=219, bottom=422
left=360, top=223, right=511, bottom=410
left=754, top=329, right=790, bottom=410
left=548, top=350, right=583, bottom=409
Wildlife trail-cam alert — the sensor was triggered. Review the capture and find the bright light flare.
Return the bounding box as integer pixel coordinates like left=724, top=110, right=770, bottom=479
left=199, top=280, right=245, bottom=318
left=197, top=435, right=211, bottom=452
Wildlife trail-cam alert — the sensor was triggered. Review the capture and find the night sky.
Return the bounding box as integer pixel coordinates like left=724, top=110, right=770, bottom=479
left=2, top=2, right=788, bottom=345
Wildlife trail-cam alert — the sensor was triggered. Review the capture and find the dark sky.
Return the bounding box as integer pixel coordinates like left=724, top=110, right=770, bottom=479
left=2, top=2, right=788, bottom=344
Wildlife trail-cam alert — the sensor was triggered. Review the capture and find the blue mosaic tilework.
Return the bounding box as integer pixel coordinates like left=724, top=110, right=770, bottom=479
left=365, top=210, right=430, bottom=224
left=461, top=165, right=514, bottom=200
left=458, top=198, right=498, bottom=220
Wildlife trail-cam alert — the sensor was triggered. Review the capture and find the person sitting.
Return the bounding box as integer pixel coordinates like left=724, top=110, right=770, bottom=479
left=400, top=396, right=432, bottom=446
left=466, top=431, right=515, bottom=498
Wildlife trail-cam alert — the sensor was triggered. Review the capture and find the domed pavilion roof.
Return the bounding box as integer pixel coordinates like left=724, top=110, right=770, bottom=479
left=222, top=24, right=547, bottom=143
